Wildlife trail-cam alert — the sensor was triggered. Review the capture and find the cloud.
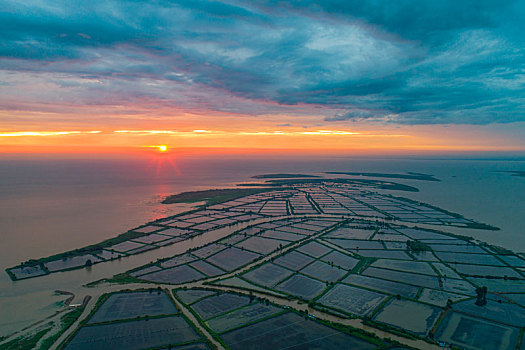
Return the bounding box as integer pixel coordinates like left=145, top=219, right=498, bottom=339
left=0, top=130, right=101, bottom=137
left=0, top=0, right=524, bottom=125
left=326, top=110, right=386, bottom=122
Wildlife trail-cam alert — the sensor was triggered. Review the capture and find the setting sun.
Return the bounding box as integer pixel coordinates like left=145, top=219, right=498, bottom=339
left=158, top=145, right=168, bottom=152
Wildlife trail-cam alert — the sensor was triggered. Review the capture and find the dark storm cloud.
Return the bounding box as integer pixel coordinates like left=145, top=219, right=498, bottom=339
left=1, top=0, right=524, bottom=124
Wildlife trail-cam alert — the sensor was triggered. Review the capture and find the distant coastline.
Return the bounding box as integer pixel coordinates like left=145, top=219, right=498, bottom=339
left=326, top=171, right=440, bottom=182
left=497, top=170, right=525, bottom=178
left=251, top=173, right=321, bottom=179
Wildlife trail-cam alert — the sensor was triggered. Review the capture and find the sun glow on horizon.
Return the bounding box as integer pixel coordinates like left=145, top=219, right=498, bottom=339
left=2, top=124, right=525, bottom=154
left=141, top=145, right=170, bottom=153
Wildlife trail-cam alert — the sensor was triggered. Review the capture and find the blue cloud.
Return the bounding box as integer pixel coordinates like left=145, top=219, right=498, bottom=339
left=0, top=0, right=524, bottom=125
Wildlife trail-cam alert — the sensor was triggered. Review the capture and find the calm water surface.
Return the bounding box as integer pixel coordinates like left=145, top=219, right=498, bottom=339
left=0, top=154, right=524, bottom=335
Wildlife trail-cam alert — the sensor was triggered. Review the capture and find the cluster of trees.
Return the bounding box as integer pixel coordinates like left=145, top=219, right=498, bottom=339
left=475, top=286, right=487, bottom=306
left=406, top=240, right=432, bottom=252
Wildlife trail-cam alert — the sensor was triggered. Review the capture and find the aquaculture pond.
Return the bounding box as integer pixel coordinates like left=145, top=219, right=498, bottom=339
left=63, top=290, right=206, bottom=350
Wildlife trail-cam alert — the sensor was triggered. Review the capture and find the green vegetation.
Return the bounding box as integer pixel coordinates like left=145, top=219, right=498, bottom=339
left=368, top=296, right=393, bottom=319
left=44, top=231, right=143, bottom=260
left=57, top=292, right=109, bottom=347
left=85, top=294, right=110, bottom=321
left=386, top=194, right=499, bottom=230
left=517, top=329, right=524, bottom=349
left=4, top=269, right=16, bottom=281
left=326, top=171, right=440, bottom=182
left=497, top=170, right=525, bottom=178
left=162, top=187, right=281, bottom=205
left=389, top=195, right=464, bottom=218
left=431, top=310, right=449, bottom=334
left=105, top=273, right=147, bottom=285
left=1, top=327, right=52, bottom=350
left=483, top=243, right=514, bottom=255
left=39, top=307, right=86, bottom=349
left=316, top=319, right=391, bottom=348
left=406, top=240, right=432, bottom=252
left=6, top=230, right=149, bottom=280
left=252, top=173, right=321, bottom=179
left=257, top=178, right=420, bottom=192
left=362, top=319, right=421, bottom=341
left=172, top=289, right=230, bottom=350
left=464, top=222, right=500, bottom=230
left=351, top=257, right=376, bottom=274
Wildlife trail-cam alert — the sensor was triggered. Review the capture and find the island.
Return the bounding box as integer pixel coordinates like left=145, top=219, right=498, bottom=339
left=251, top=173, right=321, bottom=179
left=326, top=171, right=440, bottom=182
left=498, top=170, right=525, bottom=178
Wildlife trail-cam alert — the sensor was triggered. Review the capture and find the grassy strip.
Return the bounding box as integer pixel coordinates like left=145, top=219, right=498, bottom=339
left=482, top=243, right=514, bottom=255
left=1, top=327, right=52, bottom=350
left=407, top=240, right=432, bottom=252
left=6, top=231, right=146, bottom=281
left=26, top=231, right=143, bottom=264
left=205, top=277, right=286, bottom=299
left=4, top=269, right=18, bottom=281
left=172, top=289, right=230, bottom=350
left=362, top=319, right=421, bottom=341
left=174, top=287, right=220, bottom=305
left=351, top=257, right=376, bottom=274
left=497, top=170, right=525, bottom=178
left=390, top=223, right=475, bottom=242
left=7, top=205, right=210, bottom=281
left=429, top=309, right=449, bottom=338
left=259, top=178, right=420, bottom=192
left=103, top=273, right=149, bottom=285
left=497, top=170, right=525, bottom=177
left=252, top=174, right=320, bottom=179
left=326, top=171, right=440, bottom=182
left=39, top=307, right=86, bottom=350
left=312, top=304, right=355, bottom=319
left=200, top=294, right=289, bottom=334
left=162, top=188, right=280, bottom=205
left=516, top=328, right=524, bottom=350
left=85, top=312, right=179, bottom=327
left=305, top=193, right=323, bottom=213
left=386, top=194, right=499, bottom=230
left=9, top=197, right=263, bottom=282
left=220, top=309, right=289, bottom=335
left=314, top=317, right=394, bottom=348
left=369, top=296, right=392, bottom=320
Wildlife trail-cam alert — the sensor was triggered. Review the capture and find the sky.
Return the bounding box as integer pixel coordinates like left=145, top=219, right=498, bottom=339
left=1, top=0, right=525, bottom=154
